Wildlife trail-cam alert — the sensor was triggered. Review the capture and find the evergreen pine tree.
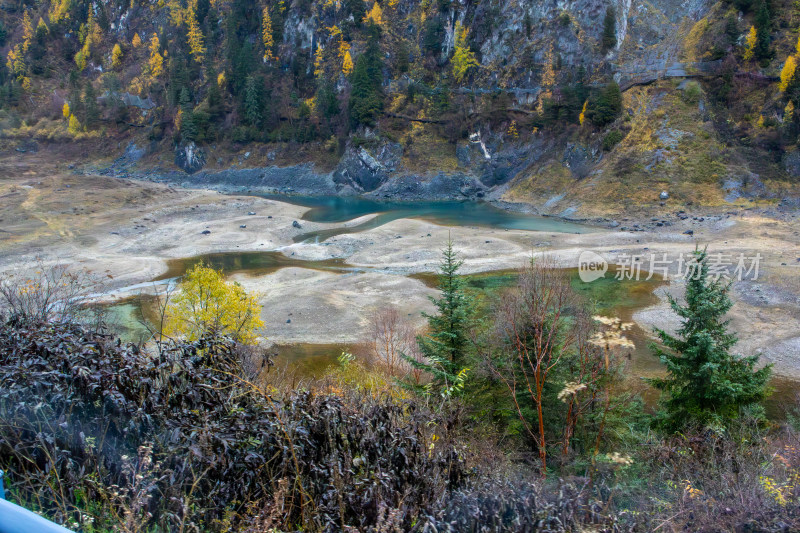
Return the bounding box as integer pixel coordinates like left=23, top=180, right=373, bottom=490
left=83, top=83, right=98, bottom=128
left=243, top=75, right=263, bottom=128
left=648, top=249, right=772, bottom=431
left=179, top=87, right=198, bottom=141
left=754, top=0, right=772, bottom=63
left=348, top=24, right=384, bottom=127
left=402, top=239, right=473, bottom=398
left=589, top=81, right=622, bottom=126
left=601, top=7, right=617, bottom=53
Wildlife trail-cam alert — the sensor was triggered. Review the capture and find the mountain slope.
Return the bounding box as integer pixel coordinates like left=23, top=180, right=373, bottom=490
left=1, top=0, right=799, bottom=215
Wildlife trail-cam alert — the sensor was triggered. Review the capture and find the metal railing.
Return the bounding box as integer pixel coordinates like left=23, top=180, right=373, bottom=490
left=0, top=470, right=75, bottom=533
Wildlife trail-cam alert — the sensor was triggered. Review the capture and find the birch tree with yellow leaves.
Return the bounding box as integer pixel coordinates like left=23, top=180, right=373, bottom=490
left=164, top=264, right=264, bottom=345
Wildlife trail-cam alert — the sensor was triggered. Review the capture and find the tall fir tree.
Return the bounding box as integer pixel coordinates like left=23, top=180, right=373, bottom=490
left=648, top=249, right=772, bottom=431
left=601, top=7, right=616, bottom=53
left=83, top=83, right=98, bottom=128
left=590, top=81, right=622, bottom=126
left=754, top=0, right=772, bottom=62
left=243, top=75, right=263, bottom=128
left=402, top=239, right=473, bottom=398
left=348, top=23, right=384, bottom=127
left=178, top=87, right=198, bottom=141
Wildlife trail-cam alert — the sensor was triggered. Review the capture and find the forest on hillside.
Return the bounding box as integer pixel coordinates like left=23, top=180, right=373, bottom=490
left=2, top=0, right=800, bottom=176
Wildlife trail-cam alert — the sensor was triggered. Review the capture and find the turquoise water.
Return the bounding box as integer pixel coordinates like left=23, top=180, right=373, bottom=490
left=259, top=195, right=596, bottom=243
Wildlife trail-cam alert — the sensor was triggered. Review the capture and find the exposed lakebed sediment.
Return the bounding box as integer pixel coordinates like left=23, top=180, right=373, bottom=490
left=3, top=167, right=800, bottom=385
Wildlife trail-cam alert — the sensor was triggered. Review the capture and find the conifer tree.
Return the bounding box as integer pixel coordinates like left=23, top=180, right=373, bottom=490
left=178, top=87, right=198, bottom=141
left=262, top=6, right=276, bottom=63
left=148, top=34, right=164, bottom=79
left=754, top=0, right=772, bottom=62
left=112, top=43, right=123, bottom=69
left=68, top=114, right=81, bottom=134
left=648, top=249, right=772, bottom=431
left=83, top=83, right=98, bottom=128
left=743, top=25, right=757, bottom=61
left=451, top=21, right=478, bottom=83
left=348, top=23, right=384, bottom=126
left=187, top=6, right=206, bottom=64
left=342, top=50, right=354, bottom=75
left=364, top=1, right=383, bottom=25
left=780, top=55, right=796, bottom=92
left=402, top=239, right=473, bottom=397
left=22, top=10, right=33, bottom=52
left=601, top=7, right=616, bottom=53
left=243, top=75, right=263, bottom=127
left=589, top=81, right=622, bottom=126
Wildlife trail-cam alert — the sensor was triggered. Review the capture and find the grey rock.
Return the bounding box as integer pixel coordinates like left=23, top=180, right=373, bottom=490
left=784, top=149, right=800, bottom=178
left=660, top=191, right=669, bottom=200
left=292, top=220, right=302, bottom=229
left=175, top=142, right=206, bottom=174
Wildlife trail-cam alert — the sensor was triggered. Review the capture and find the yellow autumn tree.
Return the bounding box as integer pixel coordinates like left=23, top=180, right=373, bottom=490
left=579, top=100, right=588, bottom=125
left=49, top=0, right=72, bottom=24
left=507, top=120, right=519, bottom=139
left=780, top=55, right=797, bottom=92
left=148, top=33, right=164, bottom=78
left=186, top=6, right=205, bottom=64
left=112, top=43, right=123, bottom=69
left=68, top=114, right=82, bottom=134
left=451, top=21, right=478, bottom=83
left=313, top=45, right=324, bottom=78
left=336, top=30, right=349, bottom=58
left=75, top=9, right=101, bottom=71
left=62, top=102, right=70, bottom=119
left=6, top=46, right=26, bottom=81
left=342, top=50, right=354, bottom=75
left=36, top=18, right=48, bottom=38
left=262, top=6, right=276, bottom=62
left=132, top=33, right=142, bottom=48
left=164, top=264, right=264, bottom=344
left=785, top=101, right=795, bottom=122
left=22, top=10, right=33, bottom=52
left=364, top=1, right=383, bottom=25
left=744, top=26, right=757, bottom=61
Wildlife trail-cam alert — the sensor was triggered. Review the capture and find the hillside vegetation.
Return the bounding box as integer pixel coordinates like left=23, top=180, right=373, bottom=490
left=1, top=253, right=799, bottom=531
left=2, top=0, right=800, bottom=212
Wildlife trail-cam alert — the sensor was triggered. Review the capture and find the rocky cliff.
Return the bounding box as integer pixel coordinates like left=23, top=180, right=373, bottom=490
left=1, top=0, right=799, bottom=216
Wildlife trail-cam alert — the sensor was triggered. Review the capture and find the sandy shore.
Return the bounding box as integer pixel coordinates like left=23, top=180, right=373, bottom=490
left=2, top=155, right=800, bottom=377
